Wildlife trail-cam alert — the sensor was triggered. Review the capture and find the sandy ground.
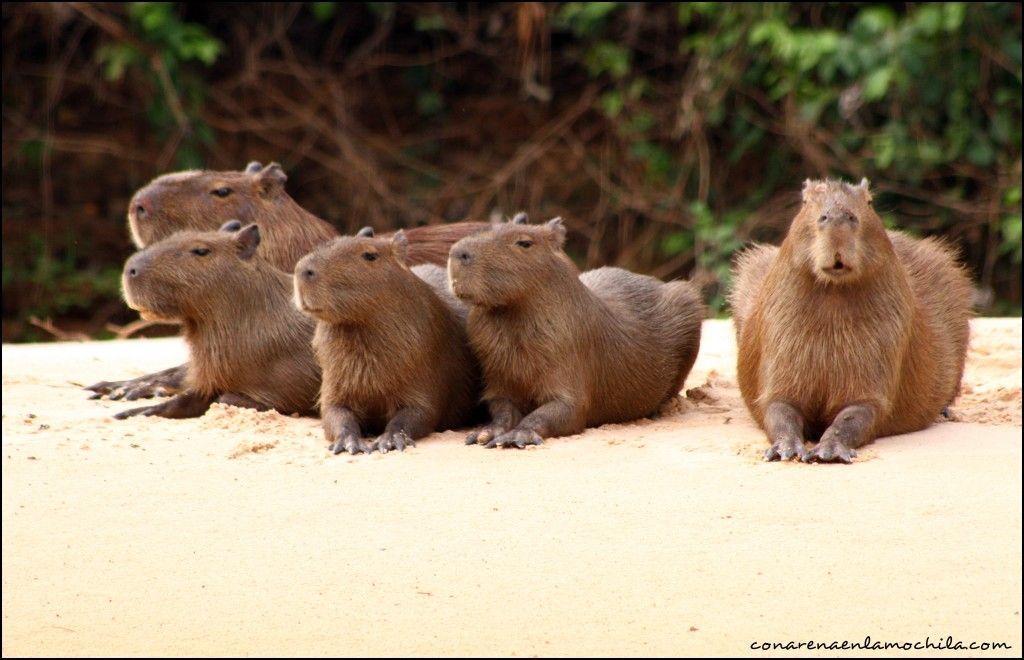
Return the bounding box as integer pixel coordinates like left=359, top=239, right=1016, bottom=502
left=2, top=318, right=1021, bottom=657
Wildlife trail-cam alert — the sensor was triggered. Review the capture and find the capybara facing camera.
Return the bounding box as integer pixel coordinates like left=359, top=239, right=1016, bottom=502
left=730, top=179, right=972, bottom=463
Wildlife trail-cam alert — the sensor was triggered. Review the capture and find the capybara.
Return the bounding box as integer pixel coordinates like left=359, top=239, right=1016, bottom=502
left=113, top=224, right=320, bottom=420
left=87, top=161, right=487, bottom=401
left=448, top=214, right=705, bottom=448
left=730, top=178, right=972, bottom=463
left=294, top=227, right=478, bottom=454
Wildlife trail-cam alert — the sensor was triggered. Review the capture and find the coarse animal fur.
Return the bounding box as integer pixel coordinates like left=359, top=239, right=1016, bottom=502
left=448, top=214, right=705, bottom=448
left=294, top=228, right=478, bottom=454
left=730, top=178, right=973, bottom=463
left=113, top=224, right=319, bottom=420
left=89, top=161, right=487, bottom=400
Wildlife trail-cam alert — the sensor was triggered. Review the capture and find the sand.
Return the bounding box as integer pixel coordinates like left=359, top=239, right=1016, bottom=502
left=2, top=318, right=1021, bottom=657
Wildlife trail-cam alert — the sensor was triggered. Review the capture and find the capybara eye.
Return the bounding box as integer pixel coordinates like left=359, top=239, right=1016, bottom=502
left=362, top=252, right=378, bottom=262
left=210, top=187, right=232, bottom=198
left=516, top=239, right=533, bottom=248
left=190, top=247, right=211, bottom=256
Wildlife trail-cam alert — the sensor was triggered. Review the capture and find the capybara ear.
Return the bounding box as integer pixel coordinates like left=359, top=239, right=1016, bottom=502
left=392, top=229, right=409, bottom=263
left=511, top=212, right=529, bottom=225
left=257, top=163, right=287, bottom=197
left=356, top=226, right=374, bottom=238
left=546, top=216, right=566, bottom=246
left=801, top=178, right=827, bottom=202
left=219, top=219, right=243, bottom=233
left=855, top=177, right=873, bottom=203
left=801, top=178, right=814, bottom=201
left=234, top=224, right=261, bottom=260
left=245, top=161, right=263, bottom=174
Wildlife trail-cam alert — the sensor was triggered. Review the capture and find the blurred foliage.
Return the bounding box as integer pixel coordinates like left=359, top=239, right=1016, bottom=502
left=96, top=2, right=222, bottom=168
left=2, top=2, right=1021, bottom=341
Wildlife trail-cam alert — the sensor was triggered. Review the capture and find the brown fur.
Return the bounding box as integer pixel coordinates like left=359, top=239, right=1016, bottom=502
left=113, top=225, right=319, bottom=420
left=90, top=161, right=487, bottom=400
left=127, top=160, right=488, bottom=269
left=730, top=178, right=973, bottom=462
left=294, top=229, right=478, bottom=454
left=448, top=215, right=705, bottom=448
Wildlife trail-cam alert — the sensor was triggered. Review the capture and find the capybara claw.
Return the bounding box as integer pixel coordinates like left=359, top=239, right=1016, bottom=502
left=374, top=430, right=412, bottom=454
left=332, top=435, right=370, bottom=455
left=113, top=404, right=157, bottom=420
left=486, top=429, right=543, bottom=449
left=87, top=369, right=183, bottom=401
left=466, top=425, right=505, bottom=446
left=802, top=440, right=856, bottom=464
left=764, top=437, right=806, bottom=462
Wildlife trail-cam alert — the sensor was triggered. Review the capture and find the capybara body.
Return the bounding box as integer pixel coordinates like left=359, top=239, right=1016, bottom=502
left=114, top=224, right=319, bottom=420
left=730, top=178, right=972, bottom=463
left=294, top=228, right=478, bottom=454
left=448, top=215, right=705, bottom=448
left=89, top=161, right=487, bottom=400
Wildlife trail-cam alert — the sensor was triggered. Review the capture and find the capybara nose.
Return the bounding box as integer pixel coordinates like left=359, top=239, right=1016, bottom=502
left=819, top=207, right=857, bottom=226
left=132, top=192, right=152, bottom=219
left=126, top=255, right=143, bottom=278
left=455, top=250, right=473, bottom=265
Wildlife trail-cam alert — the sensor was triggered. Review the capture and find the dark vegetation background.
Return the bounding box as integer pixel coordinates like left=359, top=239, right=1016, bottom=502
left=2, top=2, right=1021, bottom=342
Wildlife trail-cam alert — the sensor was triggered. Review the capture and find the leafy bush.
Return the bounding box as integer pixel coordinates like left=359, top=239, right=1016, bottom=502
left=1, top=2, right=1020, bottom=341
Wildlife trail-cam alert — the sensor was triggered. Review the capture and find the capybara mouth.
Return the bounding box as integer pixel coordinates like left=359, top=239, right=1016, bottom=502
left=135, top=307, right=177, bottom=322
left=822, top=259, right=852, bottom=276
left=449, top=283, right=477, bottom=303
left=295, top=296, right=322, bottom=315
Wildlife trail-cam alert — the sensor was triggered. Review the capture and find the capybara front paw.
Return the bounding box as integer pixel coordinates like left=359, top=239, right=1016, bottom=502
left=329, top=434, right=371, bottom=455
left=486, top=429, right=543, bottom=449
left=801, top=439, right=857, bottom=464
left=88, top=375, right=177, bottom=401
left=113, top=404, right=161, bottom=420
left=465, top=425, right=508, bottom=446
left=764, top=436, right=807, bottom=462
left=373, top=430, right=414, bottom=454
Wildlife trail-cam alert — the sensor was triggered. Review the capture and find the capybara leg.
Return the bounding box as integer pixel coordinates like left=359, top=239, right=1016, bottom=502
left=803, top=403, right=876, bottom=464
left=374, top=407, right=433, bottom=454
left=322, top=404, right=369, bottom=455
left=216, top=392, right=270, bottom=411
left=466, top=398, right=523, bottom=446
left=88, top=364, right=186, bottom=401
left=113, top=389, right=216, bottom=420
left=487, top=400, right=580, bottom=449
left=763, top=401, right=807, bottom=462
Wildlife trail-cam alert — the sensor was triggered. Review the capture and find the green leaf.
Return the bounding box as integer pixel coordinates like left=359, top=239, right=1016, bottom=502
left=599, top=91, right=624, bottom=118
left=311, top=2, right=336, bottom=22
left=966, top=137, right=995, bottom=167
left=584, top=41, right=631, bottom=79
left=414, top=14, right=446, bottom=31
left=416, top=91, right=444, bottom=117
left=862, top=67, right=892, bottom=101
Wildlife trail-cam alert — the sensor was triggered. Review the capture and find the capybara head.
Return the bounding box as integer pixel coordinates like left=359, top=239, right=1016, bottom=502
left=789, top=178, right=888, bottom=285
left=122, top=223, right=262, bottom=321
left=293, top=227, right=411, bottom=324
left=447, top=214, right=572, bottom=307
left=128, top=161, right=287, bottom=248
